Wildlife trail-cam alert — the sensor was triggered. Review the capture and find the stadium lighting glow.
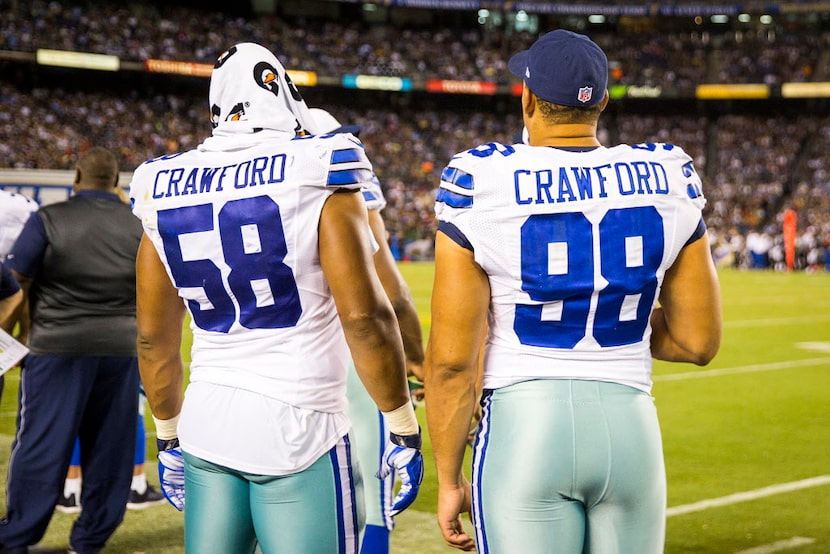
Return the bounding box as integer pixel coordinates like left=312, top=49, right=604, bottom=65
left=363, top=3, right=377, bottom=11
left=588, top=15, right=605, bottom=24
left=760, top=15, right=773, bottom=24
left=710, top=15, right=729, bottom=24
left=516, top=11, right=528, bottom=22
left=738, top=13, right=751, bottom=23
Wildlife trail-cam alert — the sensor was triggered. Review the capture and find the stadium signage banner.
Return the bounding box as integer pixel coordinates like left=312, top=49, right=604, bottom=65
left=36, top=49, right=119, bottom=72
left=425, top=79, right=497, bottom=95
left=781, top=82, right=830, bottom=98
left=342, top=75, right=413, bottom=91
left=145, top=59, right=213, bottom=77
left=287, top=70, right=318, bottom=87
left=626, top=85, right=663, bottom=98
left=143, top=60, right=317, bottom=86
left=354, top=0, right=759, bottom=16
left=696, top=84, right=769, bottom=99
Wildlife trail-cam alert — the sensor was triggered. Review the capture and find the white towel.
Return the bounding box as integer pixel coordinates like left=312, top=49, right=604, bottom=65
left=198, top=42, right=318, bottom=152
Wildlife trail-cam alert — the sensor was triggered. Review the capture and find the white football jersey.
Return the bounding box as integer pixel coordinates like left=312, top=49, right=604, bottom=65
left=436, top=142, right=707, bottom=393
left=131, top=133, right=373, bottom=472
left=131, top=132, right=372, bottom=411
left=0, top=190, right=38, bottom=261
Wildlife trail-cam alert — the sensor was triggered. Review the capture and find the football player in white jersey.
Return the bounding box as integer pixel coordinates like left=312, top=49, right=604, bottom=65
left=308, top=108, right=425, bottom=554
left=425, top=30, right=721, bottom=553
left=0, top=188, right=37, bottom=397
left=0, top=189, right=38, bottom=262
left=130, top=43, right=423, bottom=553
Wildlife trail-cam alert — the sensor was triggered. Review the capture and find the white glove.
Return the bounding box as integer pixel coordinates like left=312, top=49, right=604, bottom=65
left=376, top=430, right=424, bottom=516
left=157, top=438, right=185, bottom=511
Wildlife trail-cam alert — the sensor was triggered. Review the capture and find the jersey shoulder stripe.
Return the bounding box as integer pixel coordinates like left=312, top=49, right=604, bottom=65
left=436, top=165, right=475, bottom=209
left=326, top=140, right=372, bottom=188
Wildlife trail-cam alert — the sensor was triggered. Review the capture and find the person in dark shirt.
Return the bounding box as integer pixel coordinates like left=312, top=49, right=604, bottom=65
left=1, top=147, right=143, bottom=554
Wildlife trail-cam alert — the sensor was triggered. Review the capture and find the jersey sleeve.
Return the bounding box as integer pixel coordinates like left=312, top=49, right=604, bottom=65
left=128, top=161, right=154, bottom=222
left=658, top=143, right=708, bottom=245
left=435, top=149, right=479, bottom=217
left=659, top=143, right=707, bottom=211
left=325, top=134, right=374, bottom=192
left=362, top=173, right=387, bottom=211
left=434, top=150, right=480, bottom=250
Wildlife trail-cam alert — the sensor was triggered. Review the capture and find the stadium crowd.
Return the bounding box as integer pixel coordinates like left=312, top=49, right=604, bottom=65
left=1, top=1, right=829, bottom=88
left=0, top=0, right=828, bottom=271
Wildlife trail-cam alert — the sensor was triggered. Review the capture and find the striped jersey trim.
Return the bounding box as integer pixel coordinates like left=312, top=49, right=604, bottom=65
left=437, top=165, right=474, bottom=208
left=330, top=435, right=360, bottom=554
left=327, top=146, right=372, bottom=187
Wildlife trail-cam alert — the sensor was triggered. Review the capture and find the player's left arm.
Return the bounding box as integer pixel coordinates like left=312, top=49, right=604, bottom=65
left=650, top=230, right=722, bottom=365
left=135, top=233, right=185, bottom=421
left=425, top=231, right=489, bottom=551
left=367, top=208, right=425, bottom=382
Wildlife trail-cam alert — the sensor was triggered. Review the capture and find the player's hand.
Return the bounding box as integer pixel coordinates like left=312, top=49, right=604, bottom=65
left=376, top=430, right=424, bottom=516
left=407, top=361, right=426, bottom=402
left=157, top=438, right=185, bottom=511
left=437, top=479, right=475, bottom=551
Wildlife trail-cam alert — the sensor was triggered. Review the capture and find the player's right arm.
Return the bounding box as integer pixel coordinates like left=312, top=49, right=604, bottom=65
left=650, top=231, right=722, bottom=365
left=135, top=233, right=186, bottom=421
left=425, top=231, right=489, bottom=552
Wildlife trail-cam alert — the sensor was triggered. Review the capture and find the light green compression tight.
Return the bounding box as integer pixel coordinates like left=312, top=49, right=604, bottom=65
left=183, top=439, right=365, bottom=554
left=471, top=379, right=666, bottom=554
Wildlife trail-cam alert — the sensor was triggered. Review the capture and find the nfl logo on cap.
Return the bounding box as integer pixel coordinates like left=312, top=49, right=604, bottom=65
left=577, top=86, right=593, bottom=103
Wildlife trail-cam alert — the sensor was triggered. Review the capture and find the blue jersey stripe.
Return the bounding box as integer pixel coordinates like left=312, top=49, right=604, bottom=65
left=327, top=168, right=374, bottom=187
left=436, top=187, right=473, bottom=209
left=362, top=189, right=382, bottom=204
left=440, top=166, right=474, bottom=190
left=331, top=148, right=364, bottom=165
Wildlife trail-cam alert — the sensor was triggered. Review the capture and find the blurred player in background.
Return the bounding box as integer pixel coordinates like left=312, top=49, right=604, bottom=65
left=1, top=147, right=141, bottom=554
left=57, top=387, right=166, bottom=514
left=0, top=189, right=38, bottom=400
left=0, top=190, right=38, bottom=263
left=130, top=42, right=422, bottom=553
left=426, top=30, right=721, bottom=553
left=309, top=107, right=425, bottom=554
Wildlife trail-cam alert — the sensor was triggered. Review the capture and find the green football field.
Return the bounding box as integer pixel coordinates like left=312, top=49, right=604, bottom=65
left=1, top=265, right=828, bottom=553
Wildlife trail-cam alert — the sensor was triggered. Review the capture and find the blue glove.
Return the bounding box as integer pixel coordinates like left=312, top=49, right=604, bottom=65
left=376, top=429, right=424, bottom=516
left=157, top=438, right=185, bottom=511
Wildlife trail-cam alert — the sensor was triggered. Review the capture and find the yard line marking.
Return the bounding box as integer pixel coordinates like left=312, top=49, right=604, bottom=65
left=733, top=537, right=816, bottom=554
left=667, top=475, right=830, bottom=517
left=654, top=357, right=830, bottom=382
left=796, top=342, right=830, bottom=354
left=725, top=315, right=830, bottom=328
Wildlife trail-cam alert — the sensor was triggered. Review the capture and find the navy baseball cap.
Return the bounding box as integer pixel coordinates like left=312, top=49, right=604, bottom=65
left=508, top=30, right=608, bottom=107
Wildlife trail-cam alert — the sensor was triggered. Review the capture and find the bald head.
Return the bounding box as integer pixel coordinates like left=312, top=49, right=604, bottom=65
left=74, top=147, right=119, bottom=192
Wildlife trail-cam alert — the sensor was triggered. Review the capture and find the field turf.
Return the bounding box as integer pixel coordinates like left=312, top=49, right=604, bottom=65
left=1, top=265, right=828, bottom=553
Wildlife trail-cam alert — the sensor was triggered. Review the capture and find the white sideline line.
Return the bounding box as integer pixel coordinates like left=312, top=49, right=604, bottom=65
left=796, top=342, right=830, bottom=354
left=733, top=537, right=816, bottom=554
left=667, top=475, right=830, bottom=517
left=725, top=315, right=830, bottom=328
left=654, top=357, right=830, bottom=382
